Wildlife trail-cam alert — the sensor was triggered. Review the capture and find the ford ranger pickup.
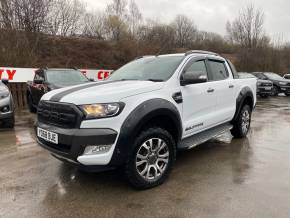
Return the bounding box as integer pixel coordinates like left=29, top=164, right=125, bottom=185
left=35, top=51, right=257, bottom=189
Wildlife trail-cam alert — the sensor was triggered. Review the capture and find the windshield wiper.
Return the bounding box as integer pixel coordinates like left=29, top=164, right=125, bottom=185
left=147, top=79, right=164, bottom=82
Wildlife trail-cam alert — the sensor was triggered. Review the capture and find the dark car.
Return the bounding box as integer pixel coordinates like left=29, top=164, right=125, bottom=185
left=0, top=78, right=15, bottom=128
left=239, top=72, right=273, bottom=98
left=27, top=68, right=92, bottom=112
left=252, top=72, right=290, bottom=96
left=284, top=74, right=290, bottom=80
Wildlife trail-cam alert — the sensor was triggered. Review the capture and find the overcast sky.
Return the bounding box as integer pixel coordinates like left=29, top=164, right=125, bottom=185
left=83, top=0, right=290, bottom=42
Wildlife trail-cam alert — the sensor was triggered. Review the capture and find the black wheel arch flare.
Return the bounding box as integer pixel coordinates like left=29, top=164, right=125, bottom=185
left=109, top=98, right=182, bottom=166
left=232, top=87, right=255, bottom=123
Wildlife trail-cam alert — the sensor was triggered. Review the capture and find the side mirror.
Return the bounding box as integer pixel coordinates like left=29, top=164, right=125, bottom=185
left=180, top=71, right=207, bottom=86
left=1, top=78, right=9, bottom=85
left=34, top=79, right=44, bottom=84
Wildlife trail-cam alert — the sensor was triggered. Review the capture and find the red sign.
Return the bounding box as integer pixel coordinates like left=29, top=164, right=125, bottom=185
left=97, top=70, right=110, bottom=80
left=0, top=69, right=17, bottom=80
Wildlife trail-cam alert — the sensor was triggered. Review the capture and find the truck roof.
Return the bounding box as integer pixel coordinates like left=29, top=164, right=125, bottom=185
left=158, top=50, right=222, bottom=59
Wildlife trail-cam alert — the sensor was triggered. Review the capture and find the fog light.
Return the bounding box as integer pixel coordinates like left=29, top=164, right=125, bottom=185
left=83, top=145, right=112, bottom=155
left=1, top=106, right=9, bottom=113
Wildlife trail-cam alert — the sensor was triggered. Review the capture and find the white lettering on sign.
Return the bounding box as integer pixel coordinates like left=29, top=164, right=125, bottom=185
left=0, top=67, right=112, bottom=83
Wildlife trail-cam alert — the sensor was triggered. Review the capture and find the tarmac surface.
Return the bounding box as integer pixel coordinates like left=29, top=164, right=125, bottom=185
left=0, top=97, right=290, bottom=218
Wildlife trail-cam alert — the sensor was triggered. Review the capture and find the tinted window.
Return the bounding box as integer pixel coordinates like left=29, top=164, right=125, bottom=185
left=208, top=60, right=229, bottom=81
left=184, top=60, right=208, bottom=80
left=109, top=56, right=184, bottom=82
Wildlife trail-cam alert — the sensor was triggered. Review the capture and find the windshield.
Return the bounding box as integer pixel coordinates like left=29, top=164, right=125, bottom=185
left=264, top=73, right=284, bottom=80
left=46, top=70, right=89, bottom=86
left=109, top=56, right=184, bottom=82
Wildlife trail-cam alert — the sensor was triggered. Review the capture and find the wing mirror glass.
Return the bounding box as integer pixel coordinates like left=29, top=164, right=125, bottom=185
left=180, top=71, right=207, bottom=86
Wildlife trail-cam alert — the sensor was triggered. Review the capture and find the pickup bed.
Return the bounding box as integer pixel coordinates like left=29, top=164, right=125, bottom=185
left=35, top=51, right=256, bottom=189
left=27, top=68, right=91, bottom=112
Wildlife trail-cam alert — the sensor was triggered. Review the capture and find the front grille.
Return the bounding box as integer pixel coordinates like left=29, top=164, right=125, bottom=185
left=37, top=101, right=83, bottom=128
left=261, top=83, right=272, bottom=87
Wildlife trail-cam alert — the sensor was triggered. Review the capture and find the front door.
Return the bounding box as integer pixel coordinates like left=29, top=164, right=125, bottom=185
left=180, top=58, right=218, bottom=138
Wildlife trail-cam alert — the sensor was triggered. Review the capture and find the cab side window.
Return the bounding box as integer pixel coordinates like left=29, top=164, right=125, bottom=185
left=183, top=60, right=208, bottom=80
left=34, top=71, right=44, bottom=81
left=208, top=60, right=229, bottom=81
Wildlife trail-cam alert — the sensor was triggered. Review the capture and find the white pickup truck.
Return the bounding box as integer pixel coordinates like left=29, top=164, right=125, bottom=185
left=35, top=51, right=257, bottom=189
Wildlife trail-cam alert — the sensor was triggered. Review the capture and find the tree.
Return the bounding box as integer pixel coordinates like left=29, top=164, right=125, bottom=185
left=128, top=0, right=142, bottom=39
left=46, top=0, right=85, bottom=36
left=172, top=14, right=197, bottom=48
left=82, top=11, right=106, bottom=40
left=0, top=0, right=52, bottom=32
left=226, top=5, right=266, bottom=49
left=106, top=0, right=128, bottom=40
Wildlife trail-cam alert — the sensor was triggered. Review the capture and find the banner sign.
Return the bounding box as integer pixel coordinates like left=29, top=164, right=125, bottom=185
left=0, top=67, right=112, bottom=83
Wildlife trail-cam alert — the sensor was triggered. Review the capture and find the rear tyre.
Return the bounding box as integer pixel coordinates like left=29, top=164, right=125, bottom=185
left=125, top=127, right=176, bottom=189
left=27, top=94, right=37, bottom=113
left=231, top=105, right=252, bottom=139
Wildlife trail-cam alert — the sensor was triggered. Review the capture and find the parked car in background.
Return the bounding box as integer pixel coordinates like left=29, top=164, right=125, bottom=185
left=0, top=78, right=14, bottom=128
left=239, top=72, right=273, bottom=98
left=27, top=68, right=93, bottom=112
left=283, top=74, right=290, bottom=79
left=35, top=51, right=256, bottom=189
left=252, top=72, right=290, bottom=96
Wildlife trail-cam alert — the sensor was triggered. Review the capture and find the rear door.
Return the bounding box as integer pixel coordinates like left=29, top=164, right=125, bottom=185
left=180, top=58, right=218, bottom=137
left=206, top=58, right=236, bottom=124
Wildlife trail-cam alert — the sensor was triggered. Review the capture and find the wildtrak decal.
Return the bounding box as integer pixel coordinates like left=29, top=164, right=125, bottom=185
left=185, top=123, right=204, bottom=131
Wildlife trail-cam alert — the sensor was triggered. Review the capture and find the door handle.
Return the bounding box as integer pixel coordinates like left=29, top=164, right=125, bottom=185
left=207, top=88, right=215, bottom=93
left=229, top=85, right=234, bottom=88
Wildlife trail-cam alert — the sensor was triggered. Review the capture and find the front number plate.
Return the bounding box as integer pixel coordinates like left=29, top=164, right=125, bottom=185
left=264, top=87, right=272, bottom=90
left=37, top=128, right=58, bottom=144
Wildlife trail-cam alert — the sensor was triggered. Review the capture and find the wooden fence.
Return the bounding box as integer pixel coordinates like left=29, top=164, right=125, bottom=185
left=8, top=83, right=27, bottom=110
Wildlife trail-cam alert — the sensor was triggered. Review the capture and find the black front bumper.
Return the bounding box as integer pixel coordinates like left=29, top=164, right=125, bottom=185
left=257, top=87, right=273, bottom=95
left=279, top=86, right=290, bottom=94
left=35, top=121, right=118, bottom=171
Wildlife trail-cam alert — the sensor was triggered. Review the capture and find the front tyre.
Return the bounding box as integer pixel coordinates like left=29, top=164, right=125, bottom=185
left=125, top=127, right=176, bottom=189
left=231, top=105, right=252, bottom=138
left=272, top=86, right=279, bottom=96
left=27, top=94, right=37, bottom=113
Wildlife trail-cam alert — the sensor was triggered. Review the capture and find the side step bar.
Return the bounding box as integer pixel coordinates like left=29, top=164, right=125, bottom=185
left=178, top=123, right=233, bottom=150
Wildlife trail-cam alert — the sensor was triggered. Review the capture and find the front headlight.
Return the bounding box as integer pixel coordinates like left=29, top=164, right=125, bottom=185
left=79, top=102, right=124, bottom=119
left=0, top=90, right=9, bottom=99
left=279, top=82, right=287, bottom=85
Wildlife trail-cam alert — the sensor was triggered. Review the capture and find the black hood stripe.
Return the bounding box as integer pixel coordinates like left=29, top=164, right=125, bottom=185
left=50, top=81, right=118, bottom=102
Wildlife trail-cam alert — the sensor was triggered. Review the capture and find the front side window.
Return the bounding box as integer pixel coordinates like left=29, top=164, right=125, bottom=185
left=183, top=60, right=208, bottom=80
left=109, top=56, right=184, bottom=82
left=208, top=60, right=229, bottom=81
